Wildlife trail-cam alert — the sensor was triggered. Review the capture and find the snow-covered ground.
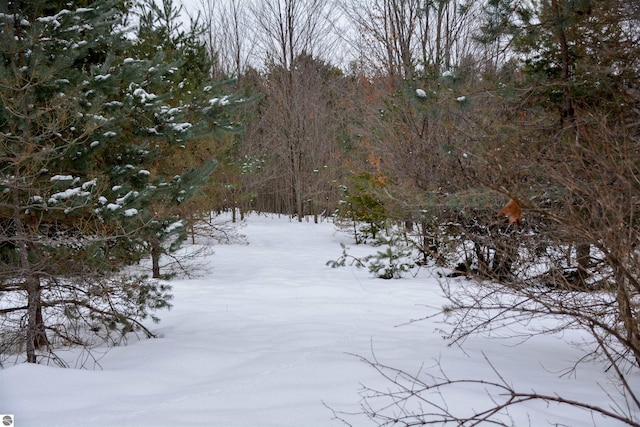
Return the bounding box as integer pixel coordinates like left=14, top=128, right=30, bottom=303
left=1, top=214, right=636, bottom=426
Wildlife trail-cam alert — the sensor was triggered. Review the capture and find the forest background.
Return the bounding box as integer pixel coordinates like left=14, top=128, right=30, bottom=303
left=1, top=0, right=639, bottom=424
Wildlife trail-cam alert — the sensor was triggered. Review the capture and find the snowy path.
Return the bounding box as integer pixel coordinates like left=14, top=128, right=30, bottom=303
left=0, top=214, right=635, bottom=426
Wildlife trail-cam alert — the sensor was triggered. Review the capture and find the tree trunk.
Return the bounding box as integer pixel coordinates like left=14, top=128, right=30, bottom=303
left=25, top=277, right=38, bottom=363
left=151, top=241, right=162, bottom=279
left=614, top=266, right=640, bottom=367
left=576, top=243, right=590, bottom=287
left=13, top=193, right=49, bottom=362
left=295, top=163, right=304, bottom=223
left=550, top=0, right=575, bottom=126
left=27, top=276, right=49, bottom=357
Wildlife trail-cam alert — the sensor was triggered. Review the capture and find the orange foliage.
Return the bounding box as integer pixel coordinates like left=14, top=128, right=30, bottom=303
left=362, top=139, right=387, bottom=184
left=497, top=198, right=522, bottom=227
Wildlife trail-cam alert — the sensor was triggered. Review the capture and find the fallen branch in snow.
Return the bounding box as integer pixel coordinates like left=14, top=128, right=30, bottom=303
left=330, top=351, right=640, bottom=427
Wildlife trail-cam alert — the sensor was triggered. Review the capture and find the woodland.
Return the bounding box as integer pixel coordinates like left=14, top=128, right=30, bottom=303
left=0, top=0, right=639, bottom=425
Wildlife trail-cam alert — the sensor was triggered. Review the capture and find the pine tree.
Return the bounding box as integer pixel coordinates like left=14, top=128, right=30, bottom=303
left=0, top=0, right=245, bottom=364
left=124, top=0, right=246, bottom=277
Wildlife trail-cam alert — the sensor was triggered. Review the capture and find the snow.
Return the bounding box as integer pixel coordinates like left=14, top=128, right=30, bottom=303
left=160, top=106, right=181, bottom=116
left=86, top=113, right=109, bottom=123
left=116, top=190, right=139, bottom=206
left=132, top=88, right=158, bottom=103
left=103, top=101, right=123, bottom=108
left=50, top=175, right=74, bottom=181
left=48, top=187, right=90, bottom=202
left=0, top=214, right=636, bottom=427
left=208, top=96, right=230, bottom=106
left=165, top=220, right=184, bottom=233
left=416, top=88, right=427, bottom=98
left=171, top=122, right=192, bottom=132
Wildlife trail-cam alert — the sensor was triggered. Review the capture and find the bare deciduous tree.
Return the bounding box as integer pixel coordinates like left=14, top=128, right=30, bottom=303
left=231, top=0, right=346, bottom=221
left=250, top=0, right=338, bottom=71
left=342, top=0, right=482, bottom=78
left=195, top=0, right=256, bottom=78
left=244, top=53, right=346, bottom=221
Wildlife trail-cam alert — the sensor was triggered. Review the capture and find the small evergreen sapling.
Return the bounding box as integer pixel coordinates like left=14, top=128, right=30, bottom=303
left=328, top=231, right=416, bottom=279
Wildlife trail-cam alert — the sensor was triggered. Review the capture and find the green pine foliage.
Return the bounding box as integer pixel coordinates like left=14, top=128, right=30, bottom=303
left=336, top=172, right=388, bottom=244
left=327, top=232, right=416, bottom=280
left=124, top=0, right=249, bottom=277
left=0, top=0, right=245, bottom=363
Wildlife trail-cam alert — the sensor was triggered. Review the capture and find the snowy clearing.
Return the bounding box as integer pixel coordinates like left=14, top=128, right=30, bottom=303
left=0, top=214, right=636, bottom=427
